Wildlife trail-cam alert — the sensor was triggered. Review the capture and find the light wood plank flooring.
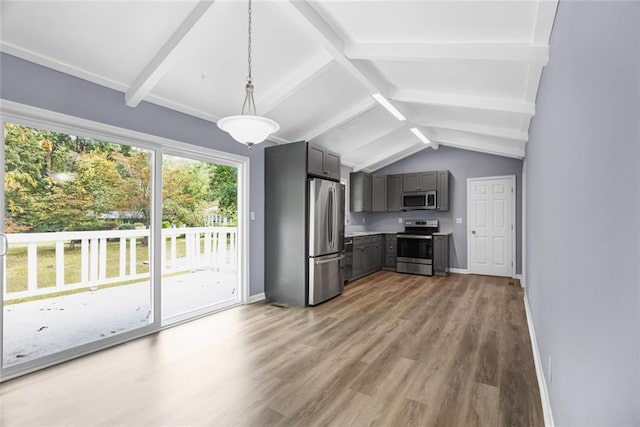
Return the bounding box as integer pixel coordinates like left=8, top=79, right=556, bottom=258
left=0, top=272, right=543, bottom=426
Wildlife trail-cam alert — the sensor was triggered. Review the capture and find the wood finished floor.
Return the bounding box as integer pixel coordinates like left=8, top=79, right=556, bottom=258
left=0, top=272, right=543, bottom=426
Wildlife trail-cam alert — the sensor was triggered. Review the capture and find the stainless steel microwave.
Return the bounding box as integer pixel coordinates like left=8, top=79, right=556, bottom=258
left=402, top=191, right=437, bottom=210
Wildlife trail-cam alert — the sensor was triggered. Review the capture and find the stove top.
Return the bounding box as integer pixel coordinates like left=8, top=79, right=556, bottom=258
left=398, top=219, right=439, bottom=236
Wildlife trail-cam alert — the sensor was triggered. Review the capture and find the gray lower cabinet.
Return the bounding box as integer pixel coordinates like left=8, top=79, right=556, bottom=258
left=371, top=235, right=383, bottom=270
left=349, top=235, right=384, bottom=280
left=386, top=174, right=402, bottom=212
left=433, top=233, right=450, bottom=276
left=383, top=234, right=397, bottom=269
left=350, top=171, right=372, bottom=212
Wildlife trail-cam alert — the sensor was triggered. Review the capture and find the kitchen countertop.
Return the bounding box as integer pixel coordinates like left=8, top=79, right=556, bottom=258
left=345, top=231, right=399, bottom=238
left=433, top=232, right=452, bottom=236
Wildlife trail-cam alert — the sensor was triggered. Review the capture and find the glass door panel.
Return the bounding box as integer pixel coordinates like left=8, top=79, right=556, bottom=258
left=161, top=154, right=239, bottom=324
left=2, top=122, right=153, bottom=367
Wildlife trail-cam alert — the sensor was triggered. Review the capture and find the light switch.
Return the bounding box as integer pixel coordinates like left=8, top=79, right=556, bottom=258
left=398, top=217, right=403, bottom=224
left=456, top=218, right=463, bottom=224
left=250, top=211, right=255, bottom=221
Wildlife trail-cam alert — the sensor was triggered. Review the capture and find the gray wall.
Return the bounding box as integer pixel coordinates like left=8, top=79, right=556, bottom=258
left=525, top=2, right=640, bottom=425
left=0, top=53, right=271, bottom=296
left=346, top=145, right=523, bottom=274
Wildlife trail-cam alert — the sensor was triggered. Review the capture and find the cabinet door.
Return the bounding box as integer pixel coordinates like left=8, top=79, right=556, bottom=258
left=350, top=172, right=372, bottom=212
left=386, top=174, right=402, bottom=211
left=307, top=143, right=325, bottom=178
left=373, top=239, right=383, bottom=269
left=372, top=175, right=387, bottom=212
left=436, top=170, right=449, bottom=211
left=402, top=173, right=419, bottom=192
left=353, top=244, right=366, bottom=277
left=324, top=150, right=341, bottom=181
left=433, top=236, right=445, bottom=271
left=420, top=171, right=437, bottom=192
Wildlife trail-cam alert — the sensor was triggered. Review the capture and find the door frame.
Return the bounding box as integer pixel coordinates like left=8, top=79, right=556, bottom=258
left=466, top=175, right=516, bottom=277
left=0, top=100, right=250, bottom=382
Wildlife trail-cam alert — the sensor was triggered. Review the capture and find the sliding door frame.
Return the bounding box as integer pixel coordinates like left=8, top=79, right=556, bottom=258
left=0, top=100, right=250, bottom=382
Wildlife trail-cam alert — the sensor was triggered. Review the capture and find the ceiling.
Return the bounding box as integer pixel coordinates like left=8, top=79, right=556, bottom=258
left=0, top=0, right=558, bottom=172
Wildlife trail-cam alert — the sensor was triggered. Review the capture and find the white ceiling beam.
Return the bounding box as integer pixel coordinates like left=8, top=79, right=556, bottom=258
left=392, top=89, right=536, bottom=116
left=297, top=97, right=377, bottom=142
left=533, top=0, right=559, bottom=44
left=434, top=136, right=525, bottom=159
left=345, top=42, right=549, bottom=65
left=256, top=54, right=333, bottom=115
left=355, top=142, right=427, bottom=173
left=419, top=120, right=529, bottom=142
left=125, top=0, right=215, bottom=107
left=278, top=1, right=389, bottom=94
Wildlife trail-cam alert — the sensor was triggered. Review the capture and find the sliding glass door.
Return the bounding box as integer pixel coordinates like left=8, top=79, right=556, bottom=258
left=1, top=122, right=154, bottom=369
left=0, top=108, right=247, bottom=381
left=160, top=153, right=240, bottom=324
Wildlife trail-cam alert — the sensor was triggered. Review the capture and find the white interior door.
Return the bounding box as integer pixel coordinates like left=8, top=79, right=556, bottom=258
left=467, top=176, right=515, bottom=277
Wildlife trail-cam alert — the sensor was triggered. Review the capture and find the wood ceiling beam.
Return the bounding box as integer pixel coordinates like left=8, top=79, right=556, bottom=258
left=419, top=120, right=529, bottom=142
left=125, top=0, right=215, bottom=107
left=345, top=42, right=549, bottom=64
left=257, top=54, right=333, bottom=115
left=297, top=97, right=376, bottom=142
left=392, top=89, right=536, bottom=116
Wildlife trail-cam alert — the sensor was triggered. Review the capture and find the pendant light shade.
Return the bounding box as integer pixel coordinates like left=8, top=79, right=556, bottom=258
left=217, top=0, right=279, bottom=147
left=217, top=114, right=280, bottom=148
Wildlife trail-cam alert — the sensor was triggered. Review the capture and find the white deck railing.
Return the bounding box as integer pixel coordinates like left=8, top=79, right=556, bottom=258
left=3, top=227, right=237, bottom=301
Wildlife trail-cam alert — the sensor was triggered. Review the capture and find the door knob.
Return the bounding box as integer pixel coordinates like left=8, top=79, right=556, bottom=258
left=471, top=230, right=476, bottom=235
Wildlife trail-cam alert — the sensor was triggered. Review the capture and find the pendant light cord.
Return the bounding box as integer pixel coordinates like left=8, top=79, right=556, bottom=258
left=247, top=0, right=252, bottom=83
left=241, top=0, right=257, bottom=116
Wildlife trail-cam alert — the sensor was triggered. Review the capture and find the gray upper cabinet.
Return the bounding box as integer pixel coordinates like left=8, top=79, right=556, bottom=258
left=436, top=170, right=450, bottom=211
left=402, top=171, right=437, bottom=192
left=372, top=175, right=387, bottom=212
left=386, top=174, right=402, bottom=212
left=350, top=171, right=372, bottom=212
left=307, top=142, right=341, bottom=181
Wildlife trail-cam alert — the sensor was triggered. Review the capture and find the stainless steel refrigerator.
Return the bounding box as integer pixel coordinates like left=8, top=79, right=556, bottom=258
left=308, top=178, right=344, bottom=305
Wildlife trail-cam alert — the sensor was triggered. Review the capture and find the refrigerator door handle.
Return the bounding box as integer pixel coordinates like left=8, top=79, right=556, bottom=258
left=315, top=254, right=345, bottom=265
left=327, top=187, right=334, bottom=248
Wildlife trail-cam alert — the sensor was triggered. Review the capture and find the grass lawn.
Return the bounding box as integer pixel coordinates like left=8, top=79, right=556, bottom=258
left=5, top=236, right=192, bottom=294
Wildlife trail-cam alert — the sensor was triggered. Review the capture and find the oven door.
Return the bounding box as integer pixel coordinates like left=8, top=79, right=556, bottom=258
left=397, top=235, right=433, bottom=261
left=397, top=235, right=433, bottom=276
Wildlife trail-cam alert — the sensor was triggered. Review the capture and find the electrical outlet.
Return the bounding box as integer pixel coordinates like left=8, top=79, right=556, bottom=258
left=456, top=217, right=463, bottom=224
left=250, top=211, right=255, bottom=221
left=548, top=356, right=552, bottom=383
left=398, top=217, right=403, bottom=224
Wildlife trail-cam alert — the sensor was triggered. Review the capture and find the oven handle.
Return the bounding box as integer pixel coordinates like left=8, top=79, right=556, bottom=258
left=397, top=234, right=433, bottom=240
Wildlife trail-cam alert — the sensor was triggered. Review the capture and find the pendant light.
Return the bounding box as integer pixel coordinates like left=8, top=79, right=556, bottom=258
left=217, top=0, right=279, bottom=148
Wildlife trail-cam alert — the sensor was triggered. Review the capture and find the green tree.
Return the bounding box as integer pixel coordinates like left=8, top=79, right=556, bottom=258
left=208, top=165, right=237, bottom=222
left=163, top=160, right=210, bottom=226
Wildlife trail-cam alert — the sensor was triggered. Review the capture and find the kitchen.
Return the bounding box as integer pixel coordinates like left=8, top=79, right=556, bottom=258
left=265, top=140, right=522, bottom=306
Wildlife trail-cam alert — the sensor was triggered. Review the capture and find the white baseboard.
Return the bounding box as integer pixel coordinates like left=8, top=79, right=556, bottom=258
left=248, top=292, right=266, bottom=304
left=449, top=268, right=469, bottom=274
left=513, top=274, right=524, bottom=287
left=524, top=294, right=555, bottom=427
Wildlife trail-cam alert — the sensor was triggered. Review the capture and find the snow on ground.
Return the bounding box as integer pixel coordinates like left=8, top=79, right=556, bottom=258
left=3, top=267, right=237, bottom=366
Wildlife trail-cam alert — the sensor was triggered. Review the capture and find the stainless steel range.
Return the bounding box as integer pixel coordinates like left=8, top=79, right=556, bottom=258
left=396, top=219, right=439, bottom=276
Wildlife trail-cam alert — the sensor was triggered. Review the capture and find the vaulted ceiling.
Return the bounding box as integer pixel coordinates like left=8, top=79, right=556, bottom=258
left=0, top=0, right=558, bottom=172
